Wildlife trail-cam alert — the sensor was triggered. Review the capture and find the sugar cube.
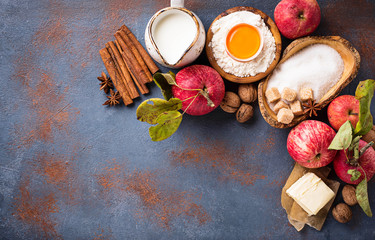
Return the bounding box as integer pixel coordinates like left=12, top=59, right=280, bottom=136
left=300, top=88, right=314, bottom=102
left=281, top=87, right=297, bottom=102
left=290, top=100, right=304, bottom=115
left=277, top=108, right=294, bottom=124
left=273, top=100, right=289, bottom=113
left=265, top=87, right=281, bottom=103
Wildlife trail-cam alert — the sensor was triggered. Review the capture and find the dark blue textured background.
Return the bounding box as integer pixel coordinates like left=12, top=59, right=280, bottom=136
left=1, top=0, right=375, bottom=239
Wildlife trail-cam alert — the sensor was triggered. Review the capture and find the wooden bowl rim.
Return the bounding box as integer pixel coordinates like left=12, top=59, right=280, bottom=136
left=258, top=35, right=361, bottom=129
left=205, top=6, right=282, bottom=84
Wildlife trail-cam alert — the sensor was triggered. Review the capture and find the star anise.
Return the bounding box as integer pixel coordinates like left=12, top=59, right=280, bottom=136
left=98, top=72, right=114, bottom=94
left=103, top=89, right=122, bottom=106
left=303, top=99, right=322, bottom=117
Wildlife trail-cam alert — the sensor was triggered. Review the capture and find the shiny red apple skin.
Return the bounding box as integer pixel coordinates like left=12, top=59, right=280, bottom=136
left=274, top=0, right=321, bottom=39
left=333, top=140, right=375, bottom=185
left=172, top=65, right=225, bottom=116
left=287, top=120, right=337, bottom=168
left=327, top=95, right=360, bottom=131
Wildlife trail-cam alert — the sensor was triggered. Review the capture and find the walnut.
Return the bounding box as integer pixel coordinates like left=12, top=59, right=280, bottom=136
left=332, top=203, right=352, bottom=223
left=342, top=185, right=358, bottom=206
left=236, top=104, right=254, bottom=123
left=220, top=92, right=241, bottom=113
left=238, top=84, right=257, bottom=103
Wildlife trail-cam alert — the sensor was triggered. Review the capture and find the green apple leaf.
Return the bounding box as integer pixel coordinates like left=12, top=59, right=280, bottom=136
left=328, top=120, right=353, bottom=150
left=347, top=169, right=361, bottom=182
left=153, top=72, right=176, bottom=100
left=136, top=98, right=182, bottom=124
left=356, top=177, right=373, bottom=217
left=349, top=136, right=361, bottom=160
left=354, top=79, right=375, bottom=136
left=149, top=111, right=182, bottom=141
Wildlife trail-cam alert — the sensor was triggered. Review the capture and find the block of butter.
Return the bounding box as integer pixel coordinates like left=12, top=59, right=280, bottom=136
left=286, top=172, right=335, bottom=216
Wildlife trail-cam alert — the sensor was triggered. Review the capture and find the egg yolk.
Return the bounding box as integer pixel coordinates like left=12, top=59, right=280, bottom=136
left=226, top=23, right=261, bottom=60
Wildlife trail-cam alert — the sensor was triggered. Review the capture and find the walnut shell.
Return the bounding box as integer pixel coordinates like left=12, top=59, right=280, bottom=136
left=236, top=104, right=254, bottom=123
left=220, top=91, right=241, bottom=113
left=342, top=185, right=358, bottom=206
left=332, top=203, right=352, bottom=223
left=238, top=84, right=257, bottom=103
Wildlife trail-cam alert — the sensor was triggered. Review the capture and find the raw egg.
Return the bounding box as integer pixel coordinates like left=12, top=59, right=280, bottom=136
left=225, top=23, right=263, bottom=61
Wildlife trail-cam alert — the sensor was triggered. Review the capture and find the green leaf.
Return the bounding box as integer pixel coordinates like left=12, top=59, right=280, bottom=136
left=354, top=79, right=375, bottom=136
left=349, top=136, right=361, bottom=160
left=136, top=98, right=182, bottom=124
left=328, top=120, right=353, bottom=150
left=149, top=111, right=182, bottom=141
left=163, top=71, right=177, bottom=85
left=356, top=177, right=373, bottom=217
left=153, top=72, right=176, bottom=100
left=347, top=169, right=361, bottom=182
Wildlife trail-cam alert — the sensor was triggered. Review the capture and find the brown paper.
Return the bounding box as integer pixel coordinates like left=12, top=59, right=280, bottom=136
left=281, top=163, right=340, bottom=231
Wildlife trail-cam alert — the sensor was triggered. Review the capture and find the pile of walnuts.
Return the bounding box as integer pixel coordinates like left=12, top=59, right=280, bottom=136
left=332, top=185, right=358, bottom=223
left=220, top=83, right=257, bottom=123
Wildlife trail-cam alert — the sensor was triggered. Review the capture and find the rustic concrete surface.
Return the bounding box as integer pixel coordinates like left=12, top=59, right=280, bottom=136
left=0, top=0, right=374, bottom=239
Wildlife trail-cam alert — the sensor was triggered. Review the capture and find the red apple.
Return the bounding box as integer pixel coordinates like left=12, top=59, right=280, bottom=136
left=274, top=0, right=321, bottom=39
left=172, top=65, right=225, bottom=116
left=287, top=120, right=337, bottom=168
left=327, top=95, right=360, bottom=131
left=333, top=140, right=375, bottom=185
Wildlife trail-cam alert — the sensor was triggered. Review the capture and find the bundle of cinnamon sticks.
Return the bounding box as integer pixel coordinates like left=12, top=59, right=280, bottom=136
left=99, top=25, right=159, bottom=106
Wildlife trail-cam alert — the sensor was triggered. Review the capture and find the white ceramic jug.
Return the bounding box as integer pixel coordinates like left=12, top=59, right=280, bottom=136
left=145, top=0, right=206, bottom=69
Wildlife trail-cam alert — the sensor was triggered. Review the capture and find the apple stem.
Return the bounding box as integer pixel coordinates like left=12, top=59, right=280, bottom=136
left=348, top=141, right=374, bottom=166
left=298, top=12, right=305, bottom=20
left=181, top=95, right=199, bottom=102
left=181, top=92, right=200, bottom=115
left=175, top=84, right=202, bottom=92
left=180, top=88, right=215, bottom=115
left=199, top=88, right=215, bottom=107
left=349, top=110, right=358, bottom=116
left=359, top=141, right=374, bottom=157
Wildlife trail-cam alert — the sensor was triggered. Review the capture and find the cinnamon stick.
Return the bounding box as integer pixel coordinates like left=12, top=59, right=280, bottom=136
left=117, top=29, right=153, bottom=82
left=115, top=32, right=149, bottom=95
left=106, top=41, right=139, bottom=99
left=99, top=48, right=133, bottom=106
left=114, top=40, right=148, bottom=95
left=114, top=32, right=149, bottom=86
left=120, top=25, right=159, bottom=74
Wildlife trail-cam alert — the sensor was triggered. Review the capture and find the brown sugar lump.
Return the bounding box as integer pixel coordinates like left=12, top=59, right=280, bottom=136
left=281, top=87, right=297, bottom=102
left=300, top=87, right=314, bottom=102
left=265, top=87, right=281, bottom=103
left=290, top=100, right=304, bottom=115
left=273, top=100, right=289, bottom=113
left=277, top=108, right=294, bottom=124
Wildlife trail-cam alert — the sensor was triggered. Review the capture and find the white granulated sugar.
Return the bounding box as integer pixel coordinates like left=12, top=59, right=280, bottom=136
left=267, top=44, right=344, bottom=104
left=209, top=11, right=276, bottom=77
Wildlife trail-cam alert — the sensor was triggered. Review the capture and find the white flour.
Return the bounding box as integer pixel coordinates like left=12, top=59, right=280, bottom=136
left=267, top=44, right=344, bottom=104
left=209, top=11, right=276, bottom=77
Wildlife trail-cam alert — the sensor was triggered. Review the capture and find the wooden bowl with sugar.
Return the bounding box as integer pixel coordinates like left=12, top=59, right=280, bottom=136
left=205, top=6, right=282, bottom=84
left=258, top=36, right=361, bottom=128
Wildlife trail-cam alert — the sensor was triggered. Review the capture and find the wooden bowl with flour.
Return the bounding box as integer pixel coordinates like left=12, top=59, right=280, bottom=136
left=205, top=6, right=282, bottom=84
left=258, top=36, right=361, bottom=128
